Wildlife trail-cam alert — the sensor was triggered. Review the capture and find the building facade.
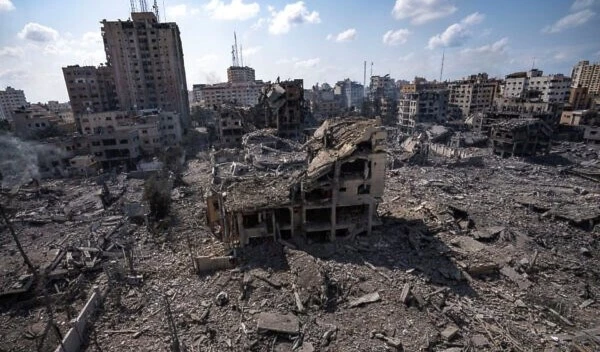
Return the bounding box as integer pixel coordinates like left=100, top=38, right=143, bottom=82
left=193, top=81, right=264, bottom=107
left=227, top=66, right=255, bottom=83
left=448, top=73, right=499, bottom=119
left=502, top=69, right=571, bottom=103
left=398, top=90, right=449, bottom=134
left=370, top=74, right=397, bottom=101
left=571, top=60, right=600, bottom=95
left=334, top=79, right=364, bottom=109
left=101, top=11, right=190, bottom=128
left=0, top=86, right=27, bottom=121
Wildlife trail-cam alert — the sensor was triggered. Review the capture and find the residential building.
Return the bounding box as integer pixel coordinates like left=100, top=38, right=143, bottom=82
left=502, top=69, right=571, bottom=103
left=568, top=86, right=593, bottom=110
left=560, top=110, right=589, bottom=126
left=89, top=128, right=142, bottom=170
left=80, top=111, right=133, bottom=135
left=307, top=83, right=341, bottom=119
left=62, top=64, right=119, bottom=132
left=80, top=109, right=182, bottom=153
left=227, top=66, right=255, bottom=83
left=398, top=90, right=449, bottom=134
left=571, top=60, right=600, bottom=95
left=400, top=77, right=447, bottom=94
left=46, top=101, right=74, bottom=124
left=334, top=79, right=364, bottom=109
left=0, top=86, right=27, bottom=121
left=260, top=79, right=306, bottom=139
left=370, top=74, right=397, bottom=101
left=215, top=104, right=246, bottom=148
left=101, top=11, right=190, bottom=128
left=493, top=96, right=562, bottom=124
left=12, top=104, right=74, bottom=139
left=490, top=119, right=552, bottom=157
left=193, top=81, right=264, bottom=107
left=448, top=73, right=499, bottom=119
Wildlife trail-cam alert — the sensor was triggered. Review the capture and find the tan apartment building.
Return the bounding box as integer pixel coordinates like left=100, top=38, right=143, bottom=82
left=101, top=11, right=190, bottom=128
left=572, top=60, right=600, bottom=95
left=449, top=73, right=499, bottom=119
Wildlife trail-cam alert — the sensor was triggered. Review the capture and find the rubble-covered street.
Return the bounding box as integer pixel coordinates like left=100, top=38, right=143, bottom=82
left=2, top=141, right=598, bottom=351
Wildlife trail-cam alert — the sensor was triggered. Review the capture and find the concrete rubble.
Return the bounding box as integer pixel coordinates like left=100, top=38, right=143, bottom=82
left=0, top=117, right=599, bottom=352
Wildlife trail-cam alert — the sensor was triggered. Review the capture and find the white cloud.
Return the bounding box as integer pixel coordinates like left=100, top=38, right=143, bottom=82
left=0, top=0, right=14, bottom=12
left=294, top=57, right=320, bottom=68
left=205, top=0, right=260, bottom=21
left=268, top=1, right=321, bottom=35
left=251, top=18, right=266, bottom=30
left=427, top=12, right=485, bottom=49
left=392, top=0, right=457, bottom=25
left=18, top=23, right=59, bottom=43
left=242, top=46, right=261, bottom=56
left=461, top=12, right=485, bottom=25
left=398, top=52, right=414, bottom=61
left=461, top=37, right=508, bottom=54
left=166, top=4, right=199, bottom=19
left=382, top=29, right=411, bottom=46
left=328, top=28, right=357, bottom=42
left=0, top=69, right=27, bottom=81
left=543, top=9, right=595, bottom=33
left=0, top=46, right=24, bottom=58
left=572, top=0, right=595, bottom=11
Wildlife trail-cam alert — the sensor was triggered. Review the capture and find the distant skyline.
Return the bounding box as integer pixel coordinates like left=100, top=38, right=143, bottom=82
left=1, top=0, right=599, bottom=102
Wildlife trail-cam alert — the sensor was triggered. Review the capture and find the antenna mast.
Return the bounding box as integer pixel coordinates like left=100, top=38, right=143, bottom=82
left=234, top=31, right=239, bottom=67
left=439, top=49, right=445, bottom=82
left=370, top=62, right=373, bottom=78
left=231, top=45, right=236, bottom=67
left=139, top=0, right=148, bottom=12
left=363, top=61, right=366, bottom=97
left=240, top=45, right=244, bottom=67
left=153, top=0, right=160, bottom=21
left=130, top=0, right=137, bottom=12
left=532, top=57, right=536, bottom=70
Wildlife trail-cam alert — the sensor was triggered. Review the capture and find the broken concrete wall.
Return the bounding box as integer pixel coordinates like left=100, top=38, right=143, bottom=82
left=54, top=286, right=103, bottom=352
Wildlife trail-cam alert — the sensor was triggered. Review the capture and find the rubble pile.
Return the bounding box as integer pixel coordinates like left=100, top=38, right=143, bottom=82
left=1, top=137, right=599, bottom=351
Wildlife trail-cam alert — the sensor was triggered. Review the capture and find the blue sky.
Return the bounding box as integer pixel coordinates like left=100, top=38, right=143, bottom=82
left=1, top=0, right=599, bottom=102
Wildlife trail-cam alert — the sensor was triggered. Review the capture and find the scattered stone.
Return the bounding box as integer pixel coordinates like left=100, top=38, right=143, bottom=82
left=257, top=312, right=300, bottom=334
left=400, top=283, right=411, bottom=304
left=580, top=299, right=595, bottom=309
left=500, top=266, right=532, bottom=290
left=471, top=334, right=490, bottom=348
left=441, top=325, right=459, bottom=341
left=348, top=291, right=381, bottom=308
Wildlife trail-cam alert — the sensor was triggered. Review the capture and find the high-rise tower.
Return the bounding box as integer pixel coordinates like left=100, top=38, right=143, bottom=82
left=101, top=6, right=190, bottom=128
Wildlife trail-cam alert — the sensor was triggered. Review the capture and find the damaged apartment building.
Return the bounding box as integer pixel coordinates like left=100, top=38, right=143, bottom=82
left=206, top=118, right=387, bottom=246
left=490, top=118, right=552, bottom=157
left=212, top=79, right=307, bottom=147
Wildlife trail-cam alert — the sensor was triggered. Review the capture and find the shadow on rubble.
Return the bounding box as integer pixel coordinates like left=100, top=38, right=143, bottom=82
left=524, top=153, right=574, bottom=166
left=239, top=240, right=291, bottom=272
left=299, top=215, right=478, bottom=298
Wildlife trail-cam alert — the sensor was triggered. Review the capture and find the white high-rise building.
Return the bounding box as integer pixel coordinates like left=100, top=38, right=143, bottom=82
left=502, top=69, right=571, bottom=103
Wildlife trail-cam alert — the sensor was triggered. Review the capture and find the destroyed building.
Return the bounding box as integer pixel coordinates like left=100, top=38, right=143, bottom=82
left=490, top=118, right=552, bottom=157
left=214, top=104, right=247, bottom=148
left=206, top=118, right=386, bottom=246
left=257, top=79, right=307, bottom=139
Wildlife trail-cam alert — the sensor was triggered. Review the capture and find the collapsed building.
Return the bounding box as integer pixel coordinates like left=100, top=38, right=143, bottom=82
left=206, top=118, right=386, bottom=246
left=490, top=118, right=552, bottom=157
left=256, top=79, right=306, bottom=139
